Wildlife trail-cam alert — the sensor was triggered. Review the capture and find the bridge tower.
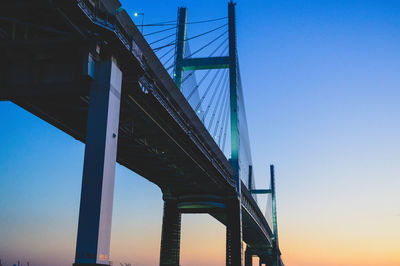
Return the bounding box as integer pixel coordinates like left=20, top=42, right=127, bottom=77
left=250, top=165, right=282, bottom=266
left=226, top=2, right=243, bottom=265
left=270, top=164, right=280, bottom=266
left=159, top=2, right=244, bottom=266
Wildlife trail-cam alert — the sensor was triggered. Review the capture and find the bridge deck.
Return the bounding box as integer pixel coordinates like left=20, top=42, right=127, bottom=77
left=0, top=0, right=273, bottom=252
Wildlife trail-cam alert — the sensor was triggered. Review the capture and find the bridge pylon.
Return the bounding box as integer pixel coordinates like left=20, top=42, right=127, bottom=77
left=250, top=165, right=282, bottom=266
left=172, top=2, right=241, bottom=194
left=165, top=2, right=244, bottom=266
left=160, top=198, right=182, bottom=266
left=74, top=55, right=122, bottom=266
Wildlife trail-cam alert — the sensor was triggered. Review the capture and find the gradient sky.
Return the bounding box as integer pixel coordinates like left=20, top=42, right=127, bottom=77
left=1, top=0, right=400, bottom=265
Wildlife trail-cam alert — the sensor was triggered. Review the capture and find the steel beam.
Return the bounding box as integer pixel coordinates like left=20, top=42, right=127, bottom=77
left=250, top=189, right=272, bottom=194
left=181, top=56, right=230, bottom=70
left=160, top=199, right=182, bottom=266
left=74, top=57, right=122, bottom=266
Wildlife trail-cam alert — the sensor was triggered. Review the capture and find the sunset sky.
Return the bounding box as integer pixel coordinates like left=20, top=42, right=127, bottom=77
left=1, top=0, right=400, bottom=265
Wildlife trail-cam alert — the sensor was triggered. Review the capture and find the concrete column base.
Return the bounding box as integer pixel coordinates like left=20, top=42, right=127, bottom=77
left=226, top=197, right=243, bottom=266
left=160, top=199, right=182, bottom=266
left=244, top=248, right=252, bottom=266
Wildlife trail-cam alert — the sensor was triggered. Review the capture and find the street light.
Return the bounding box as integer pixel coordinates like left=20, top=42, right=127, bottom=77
left=134, top=12, right=144, bottom=34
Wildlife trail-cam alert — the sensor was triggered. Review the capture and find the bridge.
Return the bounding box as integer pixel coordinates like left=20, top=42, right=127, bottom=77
left=0, top=0, right=284, bottom=265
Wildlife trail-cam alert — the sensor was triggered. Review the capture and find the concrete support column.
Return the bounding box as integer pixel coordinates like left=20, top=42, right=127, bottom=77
left=272, top=250, right=279, bottom=266
left=226, top=197, right=243, bottom=266
left=160, top=199, right=182, bottom=266
left=74, top=57, right=122, bottom=266
left=244, top=248, right=252, bottom=266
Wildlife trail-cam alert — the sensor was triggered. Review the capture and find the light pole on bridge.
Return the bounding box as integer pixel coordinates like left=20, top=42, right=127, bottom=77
left=133, top=12, right=144, bottom=34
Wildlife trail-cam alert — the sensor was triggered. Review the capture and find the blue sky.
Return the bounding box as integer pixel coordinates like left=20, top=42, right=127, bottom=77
left=1, top=0, right=400, bottom=265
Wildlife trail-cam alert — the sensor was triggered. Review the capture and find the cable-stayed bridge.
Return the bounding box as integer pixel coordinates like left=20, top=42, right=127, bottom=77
left=0, top=0, right=284, bottom=265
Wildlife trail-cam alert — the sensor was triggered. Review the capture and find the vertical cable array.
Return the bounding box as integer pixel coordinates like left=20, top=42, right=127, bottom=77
left=142, top=14, right=231, bottom=158
left=138, top=7, right=275, bottom=236
left=135, top=16, right=231, bottom=147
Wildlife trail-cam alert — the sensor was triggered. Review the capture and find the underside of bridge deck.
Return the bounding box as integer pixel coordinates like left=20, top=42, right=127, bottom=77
left=0, top=0, right=279, bottom=265
left=0, top=0, right=236, bottom=196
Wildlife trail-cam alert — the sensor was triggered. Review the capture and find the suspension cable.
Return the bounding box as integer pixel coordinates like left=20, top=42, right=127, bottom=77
left=138, top=16, right=227, bottom=27
left=202, top=70, right=227, bottom=123
left=209, top=37, right=229, bottom=57
left=153, top=23, right=227, bottom=51
left=180, top=44, right=228, bottom=85
left=212, top=77, right=230, bottom=137
left=194, top=69, right=222, bottom=112
left=163, top=51, right=176, bottom=67
left=186, top=17, right=228, bottom=25
left=186, top=31, right=228, bottom=58
left=149, top=32, right=176, bottom=45
left=144, top=26, right=176, bottom=36
left=185, top=39, right=230, bottom=101
left=186, top=69, right=213, bottom=102
left=221, top=105, right=230, bottom=152
left=218, top=94, right=230, bottom=147
left=206, top=71, right=229, bottom=128
left=185, top=23, right=227, bottom=42
left=152, top=39, right=177, bottom=51
left=158, top=46, right=175, bottom=60
left=136, top=19, right=177, bottom=27
left=166, top=32, right=227, bottom=71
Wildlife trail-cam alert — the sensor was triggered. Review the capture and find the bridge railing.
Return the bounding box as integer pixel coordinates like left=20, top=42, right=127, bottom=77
left=78, top=0, right=144, bottom=63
